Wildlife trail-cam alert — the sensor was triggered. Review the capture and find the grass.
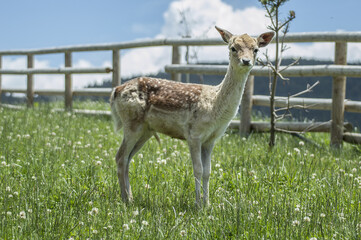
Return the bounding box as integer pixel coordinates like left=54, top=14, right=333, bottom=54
left=1, top=101, right=361, bottom=239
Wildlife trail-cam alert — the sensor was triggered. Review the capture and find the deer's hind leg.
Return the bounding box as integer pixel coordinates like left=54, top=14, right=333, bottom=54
left=116, top=125, right=151, bottom=202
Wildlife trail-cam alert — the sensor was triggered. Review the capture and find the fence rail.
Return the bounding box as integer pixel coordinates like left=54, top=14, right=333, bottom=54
left=1, top=32, right=361, bottom=146
left=165, top=64, right=361, bottom=78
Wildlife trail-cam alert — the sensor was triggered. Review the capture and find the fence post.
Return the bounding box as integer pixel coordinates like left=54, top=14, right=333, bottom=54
left=112, top=49, right=121, bottom=88
left=171, top=46, right=181, bottom=82
left=331, top=42, right=347, bottom=148
left=0, top=55, right=2, bottom=104
left=27, top=54, right=34, bottom=108
left=65, top=51, right=72, bottom=110
left=239, top=75, right=254, bottom=136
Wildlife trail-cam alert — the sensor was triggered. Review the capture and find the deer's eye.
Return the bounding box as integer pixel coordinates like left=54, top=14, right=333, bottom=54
left=254, top=48, right=259, bottom=54
left=231, top=47, right=237, bottom=52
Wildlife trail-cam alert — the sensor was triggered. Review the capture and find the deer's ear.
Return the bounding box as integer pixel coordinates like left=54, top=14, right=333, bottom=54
left=215, top=26, right=233, bottom=43
left=257, top=32, right=274, bottom=47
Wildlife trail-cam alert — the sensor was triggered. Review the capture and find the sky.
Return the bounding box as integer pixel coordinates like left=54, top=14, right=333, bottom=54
left=1, top=0, right=361, bottom=90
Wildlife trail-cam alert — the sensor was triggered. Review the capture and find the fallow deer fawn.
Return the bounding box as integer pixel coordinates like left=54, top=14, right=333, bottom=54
left=110, top=26, right=274, bottom=206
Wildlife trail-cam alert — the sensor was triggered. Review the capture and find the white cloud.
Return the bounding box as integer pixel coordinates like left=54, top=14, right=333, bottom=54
left=121, top=0, right=270, bottom=77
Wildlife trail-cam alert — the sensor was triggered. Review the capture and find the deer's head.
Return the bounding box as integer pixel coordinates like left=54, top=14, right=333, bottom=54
left=215, top=26, right=274, bottom=70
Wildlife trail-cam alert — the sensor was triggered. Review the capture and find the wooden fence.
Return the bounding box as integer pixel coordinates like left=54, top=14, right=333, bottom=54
left=0, top=32, right=361, bottom=146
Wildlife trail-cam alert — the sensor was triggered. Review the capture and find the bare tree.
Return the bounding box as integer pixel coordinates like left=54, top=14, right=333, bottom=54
left=258, top=0, right=320, bottom=147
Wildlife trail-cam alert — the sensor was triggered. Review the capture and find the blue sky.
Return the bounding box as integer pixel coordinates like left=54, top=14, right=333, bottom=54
left=1, top=0, right=361, bottom=89
left=1, top=0, right=360, bottom=49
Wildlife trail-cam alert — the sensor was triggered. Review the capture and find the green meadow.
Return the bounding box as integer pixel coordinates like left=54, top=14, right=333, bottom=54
left=1, top=102, right=360, bottom=239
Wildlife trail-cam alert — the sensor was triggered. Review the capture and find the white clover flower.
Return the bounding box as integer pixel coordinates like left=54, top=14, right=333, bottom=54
left=145, top=184, right=150, bottom=189
left=299, top=141, right=305, bottom=146
left=310, top=238, right=317, bottom=240
left=294, top=207, right=300, bottom=212
left=294, top=148, right=301, bottom=154
left=208, top=215, right=215, bottom=221
left=133, top=210, right=139, bottom=216
left=138, top=153, right=143, bottom=159
left=6, top=186, right=11, bottom=192
left=292, top=220, right=300, bottom=226
left=123, top=224, right=129, bottom=230
left=142, top=220, right=149, bottom=226
left=91, top=207, right=99, bottom=215
left=130, top=219, right=136, bottom=224
left=95, top=161, right=102, bottom=166
left=1, top=161, right=6, bottom=166
left=338, top=212, right=346, bottom=221
left=19, top=211, right=26, bottom=219
left=180, top=230, right=187, bottom=237
left=303, top=216, right=311, bottom=222
left=320, top=213, right=326, bottom=218
left=352, top=168, right=357, bottom=173
left=215, top=163, right=221, bottom=168
left=92, top=229, right=98, bottom=234
left=6, top=211, right=12, bottom=216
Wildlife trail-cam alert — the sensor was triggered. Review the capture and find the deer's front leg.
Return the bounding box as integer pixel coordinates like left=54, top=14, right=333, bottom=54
left=188, top=138, right=203, bottom=207
left=201, top=141, right=215, bottom=206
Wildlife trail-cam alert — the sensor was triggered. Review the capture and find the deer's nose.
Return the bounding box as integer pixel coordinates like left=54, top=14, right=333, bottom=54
left=242, top=58, right=251, bottom=66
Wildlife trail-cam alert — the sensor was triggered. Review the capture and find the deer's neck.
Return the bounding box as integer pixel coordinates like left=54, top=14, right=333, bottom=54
left=213, top=64, right=251, bottom=120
